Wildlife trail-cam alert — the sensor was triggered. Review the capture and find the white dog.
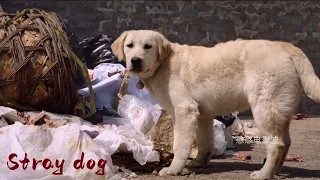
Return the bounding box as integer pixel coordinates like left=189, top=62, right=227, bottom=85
left=111, top=30, right=320, bottom=179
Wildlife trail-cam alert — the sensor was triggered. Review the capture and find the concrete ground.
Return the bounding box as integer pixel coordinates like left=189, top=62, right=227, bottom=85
left=136, top=118, right=320, bottom=180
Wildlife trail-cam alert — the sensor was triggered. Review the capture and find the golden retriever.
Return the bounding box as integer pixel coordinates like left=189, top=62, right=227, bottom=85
left=111, top=30, right=320, bottom=179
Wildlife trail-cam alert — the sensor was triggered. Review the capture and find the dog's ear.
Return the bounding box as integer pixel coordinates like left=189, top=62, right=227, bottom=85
left=155, top=33, right=172, bottom=63
left=111, top=31, right=128, bottom=61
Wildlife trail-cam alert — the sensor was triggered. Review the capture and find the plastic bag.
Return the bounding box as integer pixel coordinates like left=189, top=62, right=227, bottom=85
left=79, top=35, right=123, bottom=69
left=78, top=63, right=126, bottom=111
left=212, top=119, right=227, bottom=156
left=117, top=95, right=162, bottom=136
left=230, top=111, right=243, bottom=132
left=103, top=117, right=130, bottom=127
left=78, top=63, right=158, bottom=110
left=215, top=112, right=243, bottom=149
left=222, top=111, right=243, bottom=149
left=224, top=126, right=235, bottom=149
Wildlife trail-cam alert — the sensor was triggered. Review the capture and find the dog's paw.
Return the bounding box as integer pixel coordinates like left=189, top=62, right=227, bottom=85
left=158, top=167, right=191, bottom=176
left=250, top=170, right=272, bottom=180
left=158, top=167, right=178, bottom=176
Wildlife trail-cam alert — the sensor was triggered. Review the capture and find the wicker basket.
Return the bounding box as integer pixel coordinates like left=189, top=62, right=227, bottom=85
left=0, top=9, right=95, bottom=116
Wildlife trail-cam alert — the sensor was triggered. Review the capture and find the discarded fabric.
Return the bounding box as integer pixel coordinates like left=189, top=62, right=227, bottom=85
left=0, top=106, right=159, bottom=180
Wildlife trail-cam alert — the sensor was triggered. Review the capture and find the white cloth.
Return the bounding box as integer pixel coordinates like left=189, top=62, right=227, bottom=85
left=0, top=107, right=159, bottom=180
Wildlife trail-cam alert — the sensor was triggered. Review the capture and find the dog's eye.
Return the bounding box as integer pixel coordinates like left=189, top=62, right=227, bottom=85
left=144, top=44, right=152, bottom=49
left=127, top=43, right=133, bottom=48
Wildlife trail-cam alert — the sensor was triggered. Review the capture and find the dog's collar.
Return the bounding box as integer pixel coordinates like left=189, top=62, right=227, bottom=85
left=136, top=64, right=162, bottom=90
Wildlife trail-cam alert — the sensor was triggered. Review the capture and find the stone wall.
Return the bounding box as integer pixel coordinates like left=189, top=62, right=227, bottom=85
left=2, top=1, right=320, bottom=115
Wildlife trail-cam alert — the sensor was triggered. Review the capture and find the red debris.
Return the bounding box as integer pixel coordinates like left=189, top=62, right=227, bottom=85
left=237, top=152, right=251, bottom=160
left=293, top=113, right=308, bottom=120
left=26, top=111, right=46, bottom=125
left=285, top=154, right=303, bottom=162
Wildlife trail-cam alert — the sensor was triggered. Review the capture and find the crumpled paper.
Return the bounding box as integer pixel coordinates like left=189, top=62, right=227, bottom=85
left=0, top=107, right=159, bottom=180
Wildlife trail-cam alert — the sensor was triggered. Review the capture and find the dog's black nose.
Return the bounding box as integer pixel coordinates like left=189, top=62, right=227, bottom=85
left=131, top=57, right=142, bottom=70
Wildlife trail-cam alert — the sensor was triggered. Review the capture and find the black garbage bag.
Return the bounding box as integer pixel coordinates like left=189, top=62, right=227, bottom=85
left=215, top=114, right=237, bottom=128
left=85, top=106, right=122, bottom=125
left=67, top=32, right=88, bottom=88
left=79, top=35, right=125, bottom=69
left=67, top=32, right=86, bottom=64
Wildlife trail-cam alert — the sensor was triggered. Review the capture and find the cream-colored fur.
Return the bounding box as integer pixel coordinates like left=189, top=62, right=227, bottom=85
left=111, top=30, right=320, bottom=179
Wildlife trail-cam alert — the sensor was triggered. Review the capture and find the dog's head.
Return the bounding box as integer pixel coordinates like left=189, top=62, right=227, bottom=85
left=111, top=30, right=171, bottom=78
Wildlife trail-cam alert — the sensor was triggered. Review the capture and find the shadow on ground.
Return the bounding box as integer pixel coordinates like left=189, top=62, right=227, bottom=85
left=233, top=142, right=255, bottom=151
left=192, top=161, right=320, bottom=179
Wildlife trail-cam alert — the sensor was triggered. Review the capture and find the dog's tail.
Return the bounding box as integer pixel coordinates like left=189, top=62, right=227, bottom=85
left=291, top=48, right=320, bottom=103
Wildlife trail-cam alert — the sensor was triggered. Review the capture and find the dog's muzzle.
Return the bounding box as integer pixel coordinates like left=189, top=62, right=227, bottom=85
left=131, top=57, right=143, bottom=72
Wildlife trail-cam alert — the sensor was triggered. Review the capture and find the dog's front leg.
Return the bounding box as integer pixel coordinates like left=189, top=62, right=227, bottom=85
left=188, top=117, right=213, bottom=167
left=159, top=101, right=199, bottom=176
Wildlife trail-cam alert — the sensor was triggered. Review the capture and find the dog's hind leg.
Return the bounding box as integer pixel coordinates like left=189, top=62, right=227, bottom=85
left=188, top=117, right=213, bottom=168
left=275, top=129, right=291, bottom=175
left=249, top=104, right=288, bottom=179
left=248, top=95, right=297, bottom=180
left=159, top=101, right=199, bottom=176
left=246, top=66, right=300, bottom=179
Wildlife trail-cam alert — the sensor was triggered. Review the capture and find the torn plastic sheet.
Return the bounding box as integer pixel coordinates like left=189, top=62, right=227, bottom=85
left=117, top=95, right=162, bottom=136
left=0, top=106, right=159, bottom=180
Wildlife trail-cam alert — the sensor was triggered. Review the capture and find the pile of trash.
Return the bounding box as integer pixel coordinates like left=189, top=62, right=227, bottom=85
left=0, top=96, right=161, bottom=180
left=0, top=32, right=246, bottom=180
left=0, top=103, right=243, bottom=180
